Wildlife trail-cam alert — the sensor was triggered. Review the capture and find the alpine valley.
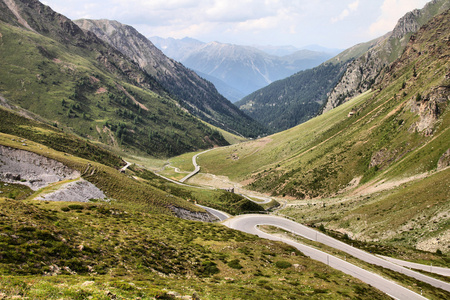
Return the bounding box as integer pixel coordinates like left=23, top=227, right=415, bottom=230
left=0, top=0, right=449, bottom=299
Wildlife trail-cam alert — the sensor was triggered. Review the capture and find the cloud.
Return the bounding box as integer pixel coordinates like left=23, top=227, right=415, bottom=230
left=368, top=0, right=429, bottom=36
left=331, top=0, right=359, bottom=23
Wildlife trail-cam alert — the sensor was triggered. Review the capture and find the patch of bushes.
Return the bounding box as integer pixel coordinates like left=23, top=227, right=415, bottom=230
left=227, top=259, right=243, bottom=270
left=275, top=261, right=292, bottom=269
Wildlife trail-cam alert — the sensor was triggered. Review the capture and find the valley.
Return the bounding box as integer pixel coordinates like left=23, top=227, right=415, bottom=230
left=0, top=0, right=449, bottom=299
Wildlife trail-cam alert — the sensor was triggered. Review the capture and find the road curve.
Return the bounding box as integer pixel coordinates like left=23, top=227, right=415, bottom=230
left=197, top=204, right=231, bottom=221
left=225, top=214, right=449, bottom=298
left=179, top=149, right=212, bottom=183
left=377, top=255, right=450, bottom=277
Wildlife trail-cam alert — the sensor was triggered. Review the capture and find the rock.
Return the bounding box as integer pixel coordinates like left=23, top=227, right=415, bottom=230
left=170, top=206, right=218, bottom=223
left=437, top=149, right=450, bottom=170
left=0, top=145, right=80, bottom=190
left=35, top=179, right=106, bottom=203
left=81, top=281, right=95, bottom=287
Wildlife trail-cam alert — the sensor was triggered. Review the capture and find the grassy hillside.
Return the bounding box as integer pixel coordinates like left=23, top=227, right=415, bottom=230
left=198, top=10, right=450, bottom=251
left=0, top=1, right=228, bottom=157
left=0, top=197, right=389, bottom=299
left=0, top=119, right=388, bottom=299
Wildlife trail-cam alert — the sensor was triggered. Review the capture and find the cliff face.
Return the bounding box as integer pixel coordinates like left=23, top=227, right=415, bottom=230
left=323, top=0, right=450, bottom=113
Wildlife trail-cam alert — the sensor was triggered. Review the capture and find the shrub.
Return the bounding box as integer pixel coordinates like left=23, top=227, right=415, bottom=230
left=199, top=261, right=220, bottom=276
left=227, top=259, right=243, bottom=270
left=275, top=261, right=292, bottom=269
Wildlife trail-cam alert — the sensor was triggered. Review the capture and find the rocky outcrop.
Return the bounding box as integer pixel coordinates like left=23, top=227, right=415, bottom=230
left=437, top=149, right=450, bottom=170
left=170, top=206, right=219, bottom=223
left=323, top=33, right=390, bottom=112
left=408, top=86, right=449, bottom=136
left=0, top=145, right=79, bottom=190
left=36, top=178, right=106, bottom=202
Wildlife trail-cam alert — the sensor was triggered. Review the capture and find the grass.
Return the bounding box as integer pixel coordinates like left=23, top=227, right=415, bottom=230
left=0, top=198, right=390, bottom=299
left=129, top=165, right=264, bottom=215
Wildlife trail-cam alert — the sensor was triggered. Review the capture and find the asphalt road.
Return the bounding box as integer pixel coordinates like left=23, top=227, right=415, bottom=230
left=378, top=255, right=450, bottom=277
left=179, top=149, right=212, bottom=183
left=225, top=214, right=450, bottom=298
left=197, top=204, right=230, bottom=221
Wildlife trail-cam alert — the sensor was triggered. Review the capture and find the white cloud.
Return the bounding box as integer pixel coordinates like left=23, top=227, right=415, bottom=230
left=331, top=0, right=359, bottom=23
left=368, top=0, right=429, bottom=36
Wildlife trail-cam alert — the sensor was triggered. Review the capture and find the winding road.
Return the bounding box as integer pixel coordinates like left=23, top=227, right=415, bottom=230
left=179, top=149, right=212, bottom=183
left=225, top=215, right=450, bottom=297
left=183, top=149, right=450, bottom=299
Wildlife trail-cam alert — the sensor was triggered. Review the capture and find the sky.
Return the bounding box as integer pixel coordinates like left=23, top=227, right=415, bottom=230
left=41, top=0, right=431, bottom=49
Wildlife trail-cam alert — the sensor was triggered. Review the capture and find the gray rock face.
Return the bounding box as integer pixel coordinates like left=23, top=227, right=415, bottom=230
left=0, top=145, right=79, bottom=190
left=170, top=206, right=219, bottom=223
left=36, top=178, right=106, bottom=202
left=408, top=86, right=450, bottom=136
left=437, top=149, right=450, bottom=170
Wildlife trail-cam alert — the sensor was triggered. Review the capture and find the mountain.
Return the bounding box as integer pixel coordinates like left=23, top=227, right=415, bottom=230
left=151, top=38, right=334, bottom=101
left=237, top=0, right=450, bottom=133
left=149, top=36, right=205, bottom=62
left=0, top=0, right=246, bottom=157
left=199, top=8, right=450, bottom=252
left=73, top=19, right=266, bottom=138
left=237, top=38, right=382, bottom=133
left=251, top=44, right=300, bottom=56
left=323, top=0, right=450, bottom=113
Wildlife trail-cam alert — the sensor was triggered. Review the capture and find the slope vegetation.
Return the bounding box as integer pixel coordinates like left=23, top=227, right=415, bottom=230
left=0, top=93, right=387, bottom=300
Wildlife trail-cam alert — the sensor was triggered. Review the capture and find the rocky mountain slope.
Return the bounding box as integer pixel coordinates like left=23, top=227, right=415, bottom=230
left=237, top=0, right=449, bottom=133
left=323, top=0, right=450, bottom=113
left=0, top=0, right=231, bottom=157
left=152, top=37, right=333, bottom=102
left=74, top=19, right=266, bottom=138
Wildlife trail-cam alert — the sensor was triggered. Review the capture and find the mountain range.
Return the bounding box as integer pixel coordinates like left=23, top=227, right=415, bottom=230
left=237, top=0, right=450, bottom=133
left=73, top=19, right=266, bottom=138
left=0, top=0, right=266, bottom=159
left=151, top=37, right=335, bottom=102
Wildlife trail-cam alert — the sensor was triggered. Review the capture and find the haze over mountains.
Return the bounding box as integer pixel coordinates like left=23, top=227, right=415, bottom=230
left=151, top=37, right=336, bottom=102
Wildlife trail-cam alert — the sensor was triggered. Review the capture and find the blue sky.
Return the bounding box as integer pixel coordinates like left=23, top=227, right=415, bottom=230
left=42, top=0, right=431, bottom=49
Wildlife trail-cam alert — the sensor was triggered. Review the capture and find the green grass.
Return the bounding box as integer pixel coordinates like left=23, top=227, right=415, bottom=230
left=129, top=165, right=264, bottom=215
